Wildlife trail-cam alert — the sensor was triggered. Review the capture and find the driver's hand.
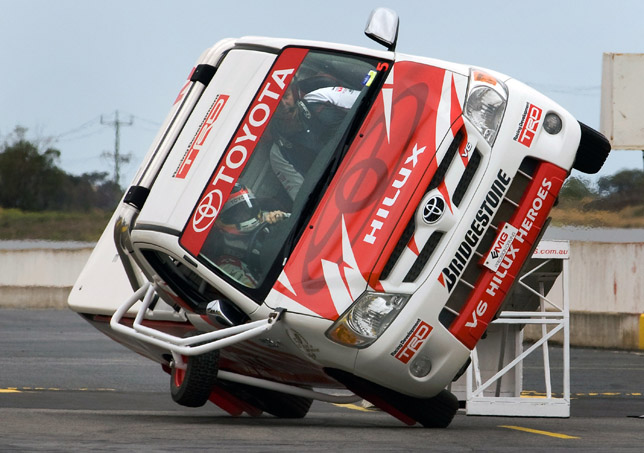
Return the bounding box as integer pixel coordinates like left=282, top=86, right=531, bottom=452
left=263, top=210, right=289, bottom=224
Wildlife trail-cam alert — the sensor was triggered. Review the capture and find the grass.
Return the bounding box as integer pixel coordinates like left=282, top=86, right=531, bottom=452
left=0, top=208, right=112, bottom=242
left=0, top=199, right=642, bottom=243
left=550, top=200, right=644, bottom=228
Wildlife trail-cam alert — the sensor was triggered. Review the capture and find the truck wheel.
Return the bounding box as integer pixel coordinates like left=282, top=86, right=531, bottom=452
left=324, top=368, right=458, bottom=428
left=572, top=122, right=611, bottom=174
left=170, top=350, right=219, bottom=407
left=399, top=389, right=459, bottom=428
left=245, top=387, right=313, bottom=418
left=217, top=381, right=313, bottom=418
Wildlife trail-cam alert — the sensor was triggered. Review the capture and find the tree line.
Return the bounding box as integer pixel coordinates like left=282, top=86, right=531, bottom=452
left=559, top=168, right=644, bottom=210
left=0, top=127, right=121, bottom=212
left=1, top=126, right=643, bottom=214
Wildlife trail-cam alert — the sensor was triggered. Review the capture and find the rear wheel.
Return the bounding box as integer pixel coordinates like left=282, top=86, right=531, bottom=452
left=170, top=350, right=219, bottom=407
left=217, top=380, right=313, bottom=418
left=246, top=387, right=312, bottom=419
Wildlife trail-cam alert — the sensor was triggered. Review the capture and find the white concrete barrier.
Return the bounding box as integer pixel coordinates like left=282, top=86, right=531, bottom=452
left=522, top=240, right=644, bottom=350
left=0, top=243, right=93, bottom=309
left=568, top=241, right=643, bottom=314
left=1, top=234, right=642, bottom=349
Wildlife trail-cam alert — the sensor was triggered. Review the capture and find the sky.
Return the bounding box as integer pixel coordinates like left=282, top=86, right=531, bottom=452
left=2, top=0, right=644, bottom=187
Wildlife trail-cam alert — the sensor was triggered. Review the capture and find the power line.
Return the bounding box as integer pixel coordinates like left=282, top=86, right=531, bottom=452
left=55, top=128, right=105, bottom=143
left=121, top=111, right=162, bottom=127
left=54, top=116, right=102, bottom=139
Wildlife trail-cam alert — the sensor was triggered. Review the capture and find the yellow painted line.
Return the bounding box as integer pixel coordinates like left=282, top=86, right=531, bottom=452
left=523, top=390, right=644, bottom=398
left=1, top=387, right=116, bottom=393
left=333, top=403, right=378, bottom=412
left=500, top=425, right=579, bottom=439
left=639, top=314, right=644, bottom=350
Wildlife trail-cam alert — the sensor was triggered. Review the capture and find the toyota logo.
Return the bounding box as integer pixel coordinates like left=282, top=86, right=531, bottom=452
left=192, top=189, right=224, bottom=233
left=422, top=196, right=445, bottom=224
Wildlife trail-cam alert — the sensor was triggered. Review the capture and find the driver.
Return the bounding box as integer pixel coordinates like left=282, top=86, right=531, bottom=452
left=270, top=84, right=360, bottom=201
left=208, top=184, right=288, bottom=287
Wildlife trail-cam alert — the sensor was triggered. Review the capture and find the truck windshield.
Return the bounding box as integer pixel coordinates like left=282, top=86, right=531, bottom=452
left=198, top=48, right=387, bottom=293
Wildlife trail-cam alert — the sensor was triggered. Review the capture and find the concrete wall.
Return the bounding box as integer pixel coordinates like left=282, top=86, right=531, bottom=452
left=1, top=240, right=642, bottom=349
left=0, top=246, right=92, bottom=309
left=568, top=241, right=643, bottom=314
left=524, top=311, right=643, bottom=350
left=521, top=241, right=644, bottom=350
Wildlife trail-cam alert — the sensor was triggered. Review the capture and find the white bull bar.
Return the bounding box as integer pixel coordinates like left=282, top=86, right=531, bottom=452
left=110, top=282, right=361, bottom=404
left=110, top=282, right=280, bottom=357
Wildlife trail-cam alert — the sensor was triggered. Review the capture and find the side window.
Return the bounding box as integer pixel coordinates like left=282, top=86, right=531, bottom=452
left=142, top=250, right=222, bottom=310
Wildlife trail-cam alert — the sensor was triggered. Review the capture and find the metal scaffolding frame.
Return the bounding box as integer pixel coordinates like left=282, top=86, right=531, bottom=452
left=463, top=240, right=571, bottom=417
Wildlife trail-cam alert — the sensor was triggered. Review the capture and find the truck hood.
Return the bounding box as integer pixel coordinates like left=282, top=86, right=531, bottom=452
left=267, top=61, right=468, bottom=319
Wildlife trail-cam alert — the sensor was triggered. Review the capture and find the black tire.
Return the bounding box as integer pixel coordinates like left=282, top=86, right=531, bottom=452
left=572, top=122, right=611, bottom=174
left=246, top=387, right=313, bottom=419
left=325, top=368, right=458, bottom=428
left=170, top=350, right=219, bottom=408
left=396, top=389, right=459, bottom=428
left=218, top=381, right=313, bottom=418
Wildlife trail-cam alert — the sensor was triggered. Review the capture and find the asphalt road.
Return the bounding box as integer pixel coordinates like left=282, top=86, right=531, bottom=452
left=1, top=308, right=642, bottom=452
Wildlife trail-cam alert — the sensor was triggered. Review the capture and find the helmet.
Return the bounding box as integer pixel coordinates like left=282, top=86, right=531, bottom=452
left=217, top=184, right=262, bottom=234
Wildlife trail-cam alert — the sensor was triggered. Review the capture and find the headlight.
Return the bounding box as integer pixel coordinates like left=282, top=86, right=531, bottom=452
left=326, top=292, right=409, bottom=348
left=464, top=70, right=508, bottom=146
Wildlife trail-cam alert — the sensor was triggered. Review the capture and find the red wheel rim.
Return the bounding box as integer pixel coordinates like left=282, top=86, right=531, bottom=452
left=173, top=356, right=187, bottom=387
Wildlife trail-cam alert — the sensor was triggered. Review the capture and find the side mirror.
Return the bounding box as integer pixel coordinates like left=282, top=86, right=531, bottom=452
left=364, top=8, right=399, bottom=51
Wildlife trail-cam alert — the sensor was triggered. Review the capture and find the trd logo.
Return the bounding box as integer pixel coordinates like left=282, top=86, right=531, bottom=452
left=516, top=103, right=542, bottom=147
left=175, top=94, right=229, bottom=179
left=392, top=320, right=433, bottom=364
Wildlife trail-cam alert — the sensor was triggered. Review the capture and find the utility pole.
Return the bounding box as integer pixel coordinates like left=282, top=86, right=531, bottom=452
left=101, top=110, right=133, bottom=187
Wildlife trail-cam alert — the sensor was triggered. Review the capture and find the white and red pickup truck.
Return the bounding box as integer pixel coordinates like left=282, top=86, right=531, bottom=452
left=69, top=8, right=610, bottom=427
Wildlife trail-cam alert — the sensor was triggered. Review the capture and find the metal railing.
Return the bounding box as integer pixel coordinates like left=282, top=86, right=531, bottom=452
left=109, top=282, right=361, bottom=404
left=464, top=240, right=571, bottom=417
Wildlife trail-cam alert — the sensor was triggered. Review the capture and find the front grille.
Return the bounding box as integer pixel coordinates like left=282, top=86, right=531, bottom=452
left=380, top=219, right=415, bottom=281
left=453, top=149, right=481, bottom=207
left=403, top=231, right=444, bottom=282
left=379, top=130, right=466, bottom=282
left=439, top=158, right=538, bottom=328
left=428, top=130, right=463, bottom=191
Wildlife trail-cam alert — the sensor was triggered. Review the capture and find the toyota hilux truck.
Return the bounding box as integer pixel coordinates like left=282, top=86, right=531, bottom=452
left=68, top=8, right=610, bottom=427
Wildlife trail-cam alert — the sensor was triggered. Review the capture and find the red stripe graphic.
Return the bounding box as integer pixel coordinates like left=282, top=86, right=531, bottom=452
left=449, top=163, right=566, bottom=348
